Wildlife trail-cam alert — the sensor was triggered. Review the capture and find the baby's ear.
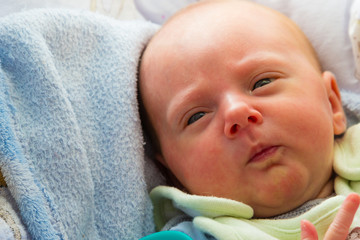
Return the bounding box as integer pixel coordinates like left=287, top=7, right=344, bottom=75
left=323, top=71, right=346, bottom=135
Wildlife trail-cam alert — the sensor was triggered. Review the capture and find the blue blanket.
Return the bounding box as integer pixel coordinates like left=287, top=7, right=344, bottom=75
left=0, top=9, right=159, bottom=239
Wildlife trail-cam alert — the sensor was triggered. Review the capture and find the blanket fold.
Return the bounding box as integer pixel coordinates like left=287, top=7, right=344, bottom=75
left=0, top=9, right=159, bottom=239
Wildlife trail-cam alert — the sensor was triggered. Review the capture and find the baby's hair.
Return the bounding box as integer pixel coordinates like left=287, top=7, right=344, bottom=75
left=137, top=79, right=161, bottom=157
left=138, top=81, right=185, bottom=188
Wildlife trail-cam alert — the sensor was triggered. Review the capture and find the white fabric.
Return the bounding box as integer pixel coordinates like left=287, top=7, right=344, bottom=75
left=350, top=0, right=360, bottom=79
left=0, top=0, right=142, bottom=20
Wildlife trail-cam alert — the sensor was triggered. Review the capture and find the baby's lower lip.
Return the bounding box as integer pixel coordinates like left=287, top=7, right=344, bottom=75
left=248, top=146, right=280, bottom=167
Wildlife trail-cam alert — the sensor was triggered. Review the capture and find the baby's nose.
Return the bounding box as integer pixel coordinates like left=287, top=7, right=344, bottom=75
left=223, top=96, right=263, bottom=138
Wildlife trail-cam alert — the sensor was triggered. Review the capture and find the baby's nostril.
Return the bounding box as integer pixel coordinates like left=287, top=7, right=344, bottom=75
left=248, top=116, right=257, bottom=123
left=230, top=124, right=238, bottom=134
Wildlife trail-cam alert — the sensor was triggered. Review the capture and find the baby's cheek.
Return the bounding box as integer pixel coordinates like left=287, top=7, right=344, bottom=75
left=276, top=167, right=306, bottom=194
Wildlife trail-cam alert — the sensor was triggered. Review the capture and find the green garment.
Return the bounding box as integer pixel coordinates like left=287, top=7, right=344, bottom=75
left=150, top=123, right=360, bottom=239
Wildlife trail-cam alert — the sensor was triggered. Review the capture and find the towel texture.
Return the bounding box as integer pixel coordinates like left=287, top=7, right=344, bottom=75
left=342, top=90, right=360, bottom=127
left=0, top=9, right=159, bottom=239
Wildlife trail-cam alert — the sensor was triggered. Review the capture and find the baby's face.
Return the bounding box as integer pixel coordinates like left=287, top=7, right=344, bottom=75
left=140, top=1, right=346, bottom=217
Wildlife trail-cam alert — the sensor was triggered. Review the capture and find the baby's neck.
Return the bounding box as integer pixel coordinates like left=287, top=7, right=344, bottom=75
left=269, top=177, right=335, bottom=220
left=315, top=177, right=334, bottom=199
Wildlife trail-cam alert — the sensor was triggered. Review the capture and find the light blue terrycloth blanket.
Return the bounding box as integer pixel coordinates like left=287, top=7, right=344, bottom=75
left=0, top=9, right=160, bottom=239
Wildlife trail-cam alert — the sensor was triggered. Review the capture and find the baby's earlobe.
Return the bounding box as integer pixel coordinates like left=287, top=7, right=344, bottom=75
left=333, top=112, right=347, bottom=135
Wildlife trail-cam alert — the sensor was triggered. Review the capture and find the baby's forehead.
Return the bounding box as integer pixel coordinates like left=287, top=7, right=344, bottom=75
left=153, top=2, right=300, bottom=45
left=145, top=0, right=319, bottom=73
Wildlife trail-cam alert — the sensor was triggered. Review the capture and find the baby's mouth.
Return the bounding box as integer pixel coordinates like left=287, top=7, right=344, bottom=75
left=248, top=145, right=280, bottom=169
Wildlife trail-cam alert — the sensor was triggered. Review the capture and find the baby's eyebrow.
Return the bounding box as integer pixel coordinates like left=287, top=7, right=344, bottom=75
left=166, top=85, right=201, bottom=127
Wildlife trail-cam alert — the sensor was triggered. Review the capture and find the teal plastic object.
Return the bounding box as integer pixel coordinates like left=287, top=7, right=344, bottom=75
left=140, top=231, right=193, bottom=240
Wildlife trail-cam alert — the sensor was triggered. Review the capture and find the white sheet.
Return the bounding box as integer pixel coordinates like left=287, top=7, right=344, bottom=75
left=0, top=0, right=143, bottom=20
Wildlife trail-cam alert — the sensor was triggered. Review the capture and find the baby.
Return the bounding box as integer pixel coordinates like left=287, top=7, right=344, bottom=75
left=139, top=0, right=360, bottom=239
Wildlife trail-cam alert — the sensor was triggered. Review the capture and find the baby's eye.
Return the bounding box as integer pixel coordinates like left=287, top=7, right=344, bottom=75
left=187, top=112, right=206, bottom=125
left=252, top=78, right=273, bottom=91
